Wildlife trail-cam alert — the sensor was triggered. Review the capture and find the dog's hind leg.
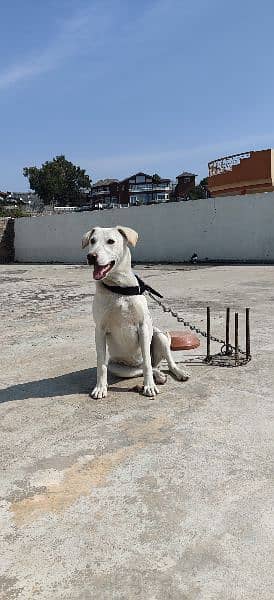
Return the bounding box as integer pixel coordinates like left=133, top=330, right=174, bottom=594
left=151, top=328, right=190, bottom=382
left=108, top=360, right=166, bottom=385
left=152, top=368, right=167, bottom=385
left=108, top=361, right=143, bottom=379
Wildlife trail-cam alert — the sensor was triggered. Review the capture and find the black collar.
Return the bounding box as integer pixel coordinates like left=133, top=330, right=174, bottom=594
left=102, top=274, right=163, bottom=298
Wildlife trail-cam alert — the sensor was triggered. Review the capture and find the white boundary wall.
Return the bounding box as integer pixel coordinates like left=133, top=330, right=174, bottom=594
left=14, top=192, right=274, bottom=263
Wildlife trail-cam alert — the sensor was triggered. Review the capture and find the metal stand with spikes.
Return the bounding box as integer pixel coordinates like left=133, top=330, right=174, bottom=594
left=204, top=306, right=251, bottom=367
left=147, top=290, right=251, bottom=368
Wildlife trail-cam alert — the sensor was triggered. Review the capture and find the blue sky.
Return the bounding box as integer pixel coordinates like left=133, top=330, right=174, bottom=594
left=1, top=0, right=274, bottom=191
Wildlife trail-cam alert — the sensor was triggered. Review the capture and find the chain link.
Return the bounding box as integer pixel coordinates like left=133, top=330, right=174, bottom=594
left=147, top=291, right=247, bottom=357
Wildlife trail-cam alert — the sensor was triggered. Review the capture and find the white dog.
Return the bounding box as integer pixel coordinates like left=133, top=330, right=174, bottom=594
left=82, top=225, right=189, bottom=398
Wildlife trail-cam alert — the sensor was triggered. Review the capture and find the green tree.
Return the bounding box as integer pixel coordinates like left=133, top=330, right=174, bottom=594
left=23, top=155, right=92, bottom=207
left=152, top=173, right=162, bottom=182
left=189, top=177, right=210, bottom=200
left=0, top=207, right=30, bottom=218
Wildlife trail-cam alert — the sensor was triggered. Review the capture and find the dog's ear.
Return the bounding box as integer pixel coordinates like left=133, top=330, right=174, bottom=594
left=81, top=229, right=94, bottom=249
left=117, top=226, right=138, bottom=247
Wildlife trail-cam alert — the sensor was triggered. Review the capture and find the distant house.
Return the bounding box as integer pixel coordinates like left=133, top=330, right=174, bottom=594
left=0, top=191, right=11, bottom=202
left=11, top=193, right=33, bottom=207
left=0, top=192, right=42, bottom=212
left=119, top=172, right=171, bottom=206
left=0, top=191, right=23, bottom=210
left=91, top=179, right=119, bottom=208
left=174, top=172, right=196, bottom=200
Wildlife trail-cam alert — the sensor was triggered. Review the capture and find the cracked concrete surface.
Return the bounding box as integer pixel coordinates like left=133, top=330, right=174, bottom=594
left=0, top=264, right=273, bottom=599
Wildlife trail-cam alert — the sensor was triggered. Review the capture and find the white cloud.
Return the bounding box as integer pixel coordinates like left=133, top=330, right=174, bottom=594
left=0, top=4, right=112, bottom=90
left=0, top=0, right=214, bottom=90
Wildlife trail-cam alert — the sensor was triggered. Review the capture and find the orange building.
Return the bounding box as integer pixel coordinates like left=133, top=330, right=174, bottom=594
left=208, top=149, right=274, bottom=197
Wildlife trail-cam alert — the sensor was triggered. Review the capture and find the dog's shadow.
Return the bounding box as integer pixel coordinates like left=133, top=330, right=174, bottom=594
left=0, top=359, right=202, bottom=404
left=0, top=368, right=132, bottom=404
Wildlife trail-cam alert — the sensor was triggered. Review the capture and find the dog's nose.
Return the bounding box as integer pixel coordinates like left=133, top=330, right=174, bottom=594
left=87, top=253, right=96, bottom=265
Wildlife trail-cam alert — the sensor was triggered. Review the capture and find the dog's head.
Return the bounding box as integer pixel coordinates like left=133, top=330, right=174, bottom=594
left=81, top=225, right=138, bottom=280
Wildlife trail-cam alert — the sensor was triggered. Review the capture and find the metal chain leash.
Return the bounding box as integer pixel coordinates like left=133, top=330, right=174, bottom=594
left=146, top=291, right=248, bottom=358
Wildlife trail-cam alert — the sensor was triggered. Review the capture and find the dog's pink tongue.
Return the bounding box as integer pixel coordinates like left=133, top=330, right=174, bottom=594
left=93, top=263, right=111, bottom=280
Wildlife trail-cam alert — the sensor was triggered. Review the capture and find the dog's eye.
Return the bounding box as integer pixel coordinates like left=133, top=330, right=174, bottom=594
left=90, top=238, right=96, bottom=245
left=107, top=239, right=115, bottom=245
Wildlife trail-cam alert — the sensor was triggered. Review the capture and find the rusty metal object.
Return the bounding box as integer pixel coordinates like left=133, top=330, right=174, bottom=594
left=234, top=313, right=239, bottom=366
left=225, top=307, right=233, bottom=356
left=246, top=308, right=251, bottom=360
left=170, top=330, right=200, bottom=351
left=205, top=306, right=211, bottom=362
left=146, top=290, right=251, bottom=368
left=225, top=307, right=230, bottom=354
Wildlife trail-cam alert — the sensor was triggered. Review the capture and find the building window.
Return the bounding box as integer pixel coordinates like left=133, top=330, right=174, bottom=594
left=184, top=177, right=191, bottom=182
left=130, top=196, right=138, bottom=204
left=136, top=175, right=146, bottom=184
left=137, top=194, right=150, bottom=204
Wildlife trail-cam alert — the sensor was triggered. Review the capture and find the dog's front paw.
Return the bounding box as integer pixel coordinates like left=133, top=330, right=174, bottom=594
left=143, top=382, right=159, bottom=397
left=90, top=384, right=108, bottom=399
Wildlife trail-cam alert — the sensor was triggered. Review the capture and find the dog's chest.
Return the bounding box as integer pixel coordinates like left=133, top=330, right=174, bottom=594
left=103, top=296, right=140, bottom=330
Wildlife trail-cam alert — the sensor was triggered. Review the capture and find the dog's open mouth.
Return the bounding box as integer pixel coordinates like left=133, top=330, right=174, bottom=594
left=93, top=260, right=115, bottom=281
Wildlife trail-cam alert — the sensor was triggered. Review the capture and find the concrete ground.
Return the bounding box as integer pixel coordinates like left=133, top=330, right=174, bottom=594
left=0, top=264, right=273, bottom=600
